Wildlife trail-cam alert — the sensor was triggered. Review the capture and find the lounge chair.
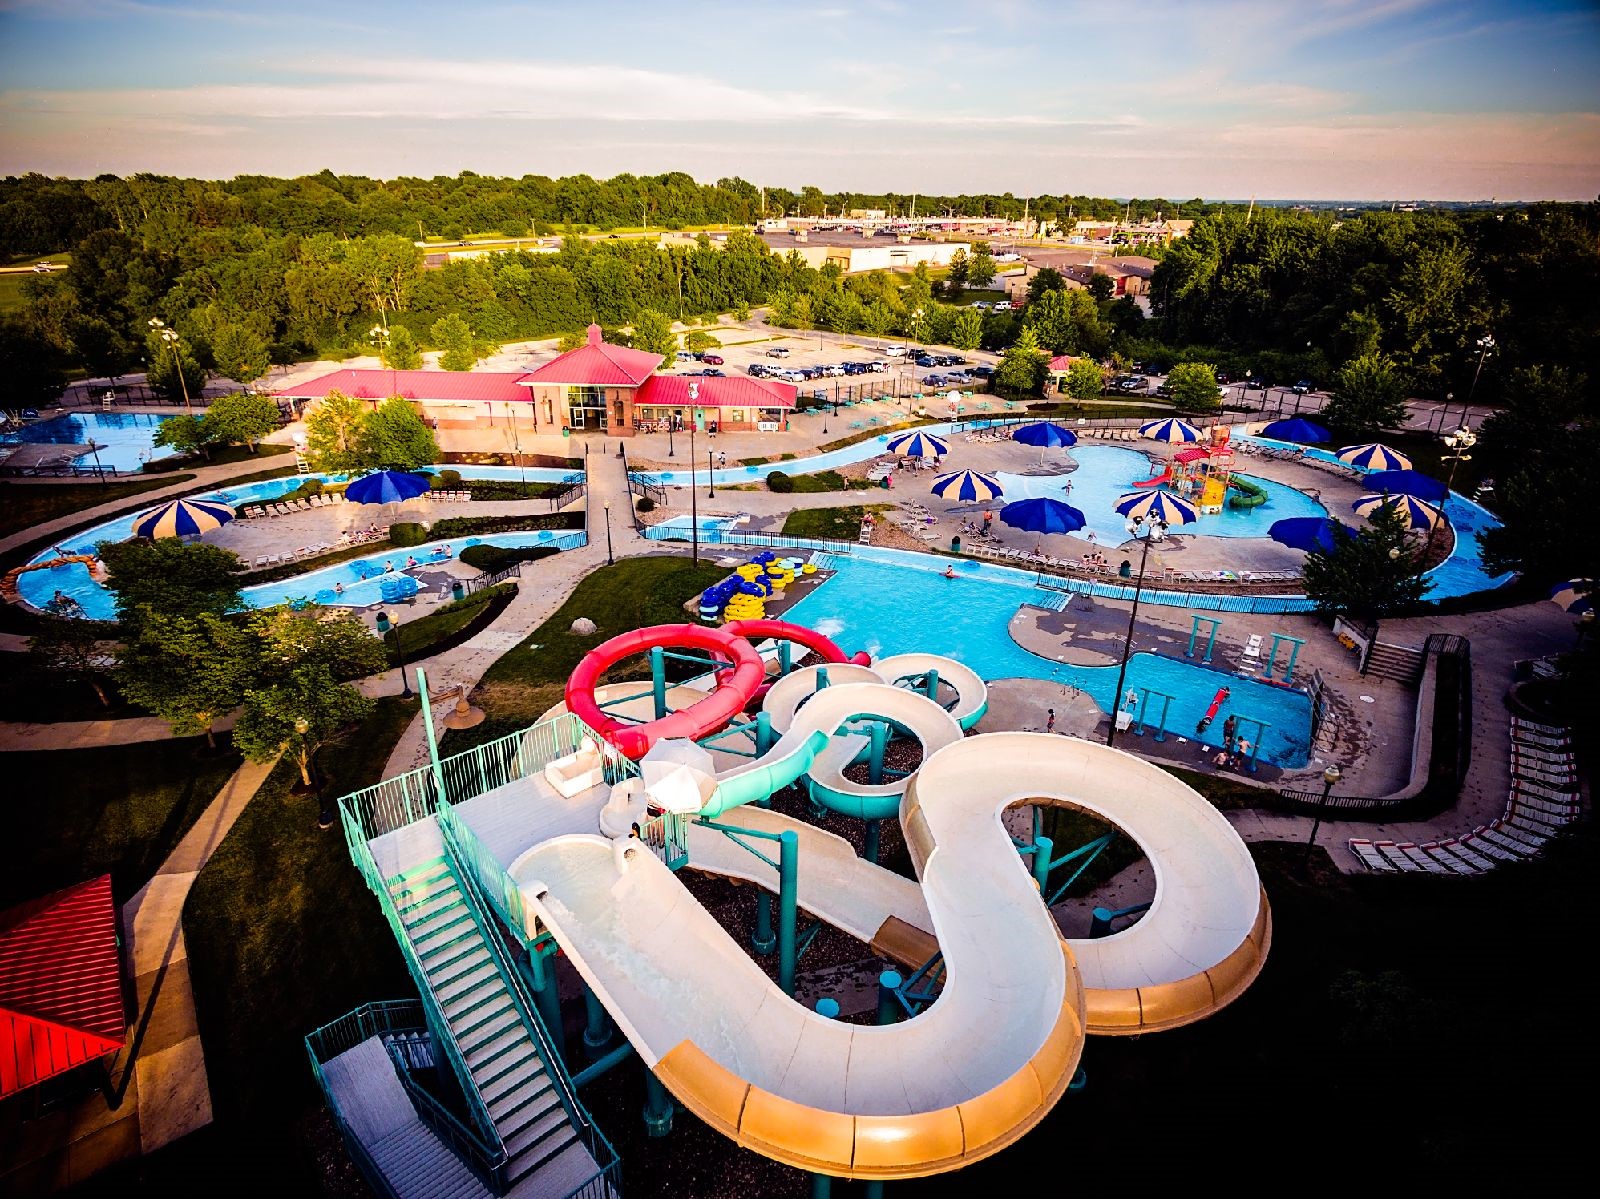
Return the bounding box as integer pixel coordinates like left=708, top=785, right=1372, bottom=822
left=253, top=555, right=268, bottom=568
left=1241, top=633, right=1264, bottom=668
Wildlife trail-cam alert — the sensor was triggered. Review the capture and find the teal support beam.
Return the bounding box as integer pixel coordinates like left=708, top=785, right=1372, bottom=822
left=649, top=646, right=668, bottom=718
left=864, top=1183, right=885, bottom=1199
left=877, top=971, right=903, bottom=1025
left=416, top=668, right=445, bottom=800
left=924, top=668, right=940, bottom=703
left=1069, top=1067, right=1088, bottom=1091
left=1032, top=807, right=1043, bottom=843
left=582, top=983, right=613, bottom=1055
left=531, top=954, right=563, bottom=1063
left=753, top=889, right=776, bottom=955
left=1152, top=692, right=1173, bottom=742
left=779, top=640, right=792, bottom=675
left=570, top=1039, right=634, bottom=1088
left=815, top=666, right=829, bottom=692
left=810, top=1175, right=832, bottom=1199
left=868, top=720, right=888, bottom=785
left=643, top=1070, right=673, bottom=1137
left=1032, top=834, right=1053, bottom=894
left=778, top=830, right=799, bottom=996
left=755, top=711, right=775, bottom=756
left=863, top=818, right=881, bottom=865
left=1280, top=635, right=1304, bottom=684
left=1187, top=616, right=1221, bottom=664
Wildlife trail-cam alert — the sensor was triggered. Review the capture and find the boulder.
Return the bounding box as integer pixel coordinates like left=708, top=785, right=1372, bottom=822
left=570, top=617, right=598, bottom=635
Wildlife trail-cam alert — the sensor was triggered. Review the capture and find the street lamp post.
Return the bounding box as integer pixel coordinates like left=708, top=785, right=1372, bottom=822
left=1464, top=333, right=1495, bottom=425
left=1304, top=763, right=1342, bottom=870
left=708, top=450, right=716, bottom=499
left=376, top=610, right=414, bottom=698
left=603, top=501, right=614, bottom=565
left=667, top=415, right=676, bottom=457
left=1105, top=514, right=1168, bottom=748
left=148, top=318, right=193, bottom=414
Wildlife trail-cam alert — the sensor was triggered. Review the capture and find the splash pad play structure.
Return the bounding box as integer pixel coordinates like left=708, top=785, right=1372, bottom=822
left=318, top=618, right=1270, bottom=1193
left=1134, top=424, right=1266, bottom=513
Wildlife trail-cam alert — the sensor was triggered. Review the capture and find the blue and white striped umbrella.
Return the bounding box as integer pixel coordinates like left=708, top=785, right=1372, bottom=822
left=1114, top=490, right=1199, bottom=527
left=130, top=498, right=236, bottom=540
left=931, top=469, right=1004, bottom=503
left=1140, top=418, right=1203, bottom=443
left=1549, top=579, right=1593, bottom=615
left=1352, top=492, right=1442, bottom=530
left=886, top=431, right=950, bottom=458
left=1336, top=443, right=1413, bottom=472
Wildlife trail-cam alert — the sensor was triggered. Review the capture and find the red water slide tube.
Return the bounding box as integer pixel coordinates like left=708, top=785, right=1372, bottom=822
left=565, top=624, right=767, bottom=759
left=1131, top=465, right=1172, bottom=487
left=722, top=618, right=872, bottom=667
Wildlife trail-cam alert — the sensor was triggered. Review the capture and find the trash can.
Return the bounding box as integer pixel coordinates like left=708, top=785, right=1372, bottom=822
left=451, top=580, right=466, bottom=602
left=951, top=535, right=962, bottom=552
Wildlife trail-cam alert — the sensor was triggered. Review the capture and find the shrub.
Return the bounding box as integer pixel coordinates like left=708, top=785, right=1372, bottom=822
left=433, top=469, right=462, bottom=490
left=389, top=522, right=428, bottom=547
left=766, top=471, right=795, bottom=493
left=458, top=544, right=561, bottom=572
left=299, top=478, right=324, bottom=495
left=636, top=497, right=656, bottom=514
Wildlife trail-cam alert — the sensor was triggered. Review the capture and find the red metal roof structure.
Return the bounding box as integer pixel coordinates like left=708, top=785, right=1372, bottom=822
left=518, top=324, right=663, bottom=388
left=1048, top=354, right=1080, bottom=372
left=274, top=370, right=534, bottom=404
left=636, top=375, right=797, bottom=410
left=1, top=875, right=126, bottom=1098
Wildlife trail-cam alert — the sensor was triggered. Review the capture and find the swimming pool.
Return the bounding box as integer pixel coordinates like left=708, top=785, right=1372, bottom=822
left=781, top=549, right=1314, bottom=767
left=1, top=412, right=177, bottom=473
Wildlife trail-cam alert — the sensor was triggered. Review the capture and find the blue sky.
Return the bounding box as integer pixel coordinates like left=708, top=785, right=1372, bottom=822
left=1, top=0, right=1597, bottom=199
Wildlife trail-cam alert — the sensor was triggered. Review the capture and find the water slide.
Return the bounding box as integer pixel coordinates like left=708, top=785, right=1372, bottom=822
left=1131, top=463, right=1173, bottom=487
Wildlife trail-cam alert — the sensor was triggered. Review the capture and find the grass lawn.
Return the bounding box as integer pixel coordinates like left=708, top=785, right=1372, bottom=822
left=442, top=556, right=727, bottom=755
left=141, top=442, right=293, bottom=474
left=0, top=657, right=140, bottom=723
left=782, top=505, right=887, bottom=540
left=382, top=582, right=515, bottom=660
left=1, top=735, right=241, bottom=909
left=179, top=697, right=418, bottom=1188
left=0, top=476, right=199, bottom=540
left=768, top=469, right=877, bottom=494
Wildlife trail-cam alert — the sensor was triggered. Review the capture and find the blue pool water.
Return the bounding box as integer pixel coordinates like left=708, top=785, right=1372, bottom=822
left=782, top=549, right=1314, bottom=767
left=2, top=412, right=177, bottom=472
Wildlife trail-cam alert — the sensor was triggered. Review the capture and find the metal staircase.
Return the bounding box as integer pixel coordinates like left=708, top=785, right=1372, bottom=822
left=386, top=856, right=590, bottom=1191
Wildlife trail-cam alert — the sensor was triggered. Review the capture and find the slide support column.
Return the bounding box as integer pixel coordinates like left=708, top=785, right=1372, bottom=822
left=753, top=890, right=776, bottom=955
left=643, top=1070, right=673, bottom=1137
left=877, top=970, right=903, bottom=1025
left=755, top=711, right=775, bottom=756
left=649, top=646, right=667, bottom=718
left=779, top=830, right=799, bottom=996
left=868, top=720, right=887, bottom=785
left=924, top=668, right=940, bottom=703
left=582, top=983, right=613, bottom=1056
left=863, top=818, right=881, bottom=865
left=1032, top=834, right=1053, bottom=894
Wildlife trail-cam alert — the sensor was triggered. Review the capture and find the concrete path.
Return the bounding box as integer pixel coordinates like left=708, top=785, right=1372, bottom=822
left=0, top=755, right=278, bottom=1193
left=0, top=712, right=237, bottom=752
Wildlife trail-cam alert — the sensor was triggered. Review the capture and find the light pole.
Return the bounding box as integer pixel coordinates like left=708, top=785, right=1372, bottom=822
left=1464, top=333, right=1495, bottom=425
left=375, top=610, right=414, bottom=698
left=1106, top=514, right=1168, bottom=748
left=707, top=450, right=716, bottom=499
left=1441, top=425, right=1476, bottom=496
left=148, top=318, right=193, bottom=414
left=668, top=413, right=676, bottom=457
left=293, top=717, right=334, bottom=829
left=602, top=501, right=614, bottom=565
left=1304, top=763, right=1342, bottom=870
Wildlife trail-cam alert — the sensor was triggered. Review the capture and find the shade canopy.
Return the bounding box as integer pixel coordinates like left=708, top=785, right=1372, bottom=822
left=998, top=497, right=1088, bottom=536
left=931, top=469, right=1004, bottom=503
left=130, top=498, right=236, bottom=540
left=885, top=431, right=950, bottom=459
left=639, top=738, right=717, bottom=814
left=1336, top=443, right=1412, bottom=472
left=1260, top=418, right=1332, bottom=443
left=1140, top=418, right=1203, bottom=443
left=1269, top=516, right=1359, bottom=553
left=1114, top=490, right=1200, bottom=527
left=345, top=470, right=432, bottom=506
left=1352, top=492, right=1443, bottom=530
left=1549, top=579, right=1593, bottom=615
left=1360, top=469, right=1449, bottom=502
left=1010, top=422, right=1078, bottom=448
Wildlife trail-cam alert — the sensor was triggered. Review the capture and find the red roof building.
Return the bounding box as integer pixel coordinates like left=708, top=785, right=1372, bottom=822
left=518, top=324, right=662, bottom=388
left=1, top=875, right=126, bottom=1099
left=636, top=374, right=795, bottom=411
left=276, top=369, right=532, bottom=404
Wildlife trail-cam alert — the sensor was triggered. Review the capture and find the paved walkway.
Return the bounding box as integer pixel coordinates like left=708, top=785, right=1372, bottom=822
left=0, top=755, right=277, bottom=1194
left=0, top=712, right=237, bottom=752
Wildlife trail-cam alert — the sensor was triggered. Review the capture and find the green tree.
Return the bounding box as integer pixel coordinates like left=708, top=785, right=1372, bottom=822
left=381, top=325, right=423, bottom=369
left=1479, top=414, right=1598, bottom=585
left=29, top=598, right=116, bottom=708
left=97, top=538, right=246, bottom=628
left=967, top=246, right=997, bottom=287
left=0, top=315, right=69, bottom=411
left=117, top=612, right=252, bottom=749
left=145, top=327, right=207, bottom=404
left=202, top=392, right=280, bottom=452
left=1165, top=362, right=1222, bottom=413
left=153, top=413, right=213, bottom=459
left=631, top=308, right=676, bottom=359
left=1026, top=267, right=1066, bottom=305
left=70, top=316, right=137, bottom=384
left=431, top=313, right=477, bottom=371
left=556, top=329, right=586, bottom=351
left=684, top=329, right=720, bottom=353
left=1302, top=501, right=1432, bottom=620
left=304, top=389, right=373, bottom=472
left=946, top=248, right=970, bottom=294
left=1065, top=359, right=1105, bottom=407
left=211, top=323, right=270, bottom=388
left=1086, top=273, right=1115, bottom=303
left=950, top=308, right=983, bottom=351
left=364, top=397, right=439, bottom=470
left=1321, top=353, right=1407, bottom=438
left=996, top=326, right=1048, bottom=395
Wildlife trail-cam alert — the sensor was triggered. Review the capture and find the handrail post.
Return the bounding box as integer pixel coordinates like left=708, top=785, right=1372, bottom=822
left=417, top=667, right=444, bottom=802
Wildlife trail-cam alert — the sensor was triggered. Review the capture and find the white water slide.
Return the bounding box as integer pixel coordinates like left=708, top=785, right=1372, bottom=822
left=509, top=664, right=1267, bottom=1180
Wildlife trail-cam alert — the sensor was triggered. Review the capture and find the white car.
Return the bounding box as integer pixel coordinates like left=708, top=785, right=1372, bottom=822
left=993, top=300, right=1013, bottom=312
left=884, top=345, right=909, bottom=357
left=972, top=301, right=991, bottom=310
left=30, top=263, right=55, bottom=273
left=867, top=361, right=888, bottom=373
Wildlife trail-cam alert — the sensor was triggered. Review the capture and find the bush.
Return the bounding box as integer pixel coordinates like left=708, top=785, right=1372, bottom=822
left=389, top=522, right=428, bottom=547
left=432, top=469, right=462, bottom=490
left=767, top=471, right=795, bottom=493
left=636, top=497, right=656, bottom=514
left=458, top=544, right=561, bottom=572
left=298, top=478, right=324, bottom=495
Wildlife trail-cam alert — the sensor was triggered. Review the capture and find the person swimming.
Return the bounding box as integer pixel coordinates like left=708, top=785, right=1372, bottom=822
left=943, top=565, right=957, bottom=578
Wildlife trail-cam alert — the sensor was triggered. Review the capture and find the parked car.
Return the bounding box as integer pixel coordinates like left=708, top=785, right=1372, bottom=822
left=922, top=374, right=946, bottom=386
left=1245, top=378, right=1268, bottom=391
left=867, top=361, right=889, bottom=373
left=1113, top=376, right=1146, bottom=393
left=675, top=350, right=695, bottom=360
left=1292, top=379, right=1313, bottom=394
left=747, top=363, right=770, bottom=377
left=30, top=262, right=55, bottom=273
left=969, top=364, right=994, bottom=378
left=993, top=300, right=1013, bottom=311
left=698, top=368, right=726, bottom=377
left=702, top=353, right=724, bottom=365
left=766, top=346, right=791, bottom=358
left=884, top=345, right=909, bottom=357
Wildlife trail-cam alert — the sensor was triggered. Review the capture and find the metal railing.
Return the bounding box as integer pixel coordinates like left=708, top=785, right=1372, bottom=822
left=547, top=476, right=587, bottom=511
left=307, top=1001, right=505, bottom=1198
left=462, top=561, right=523, bottom=596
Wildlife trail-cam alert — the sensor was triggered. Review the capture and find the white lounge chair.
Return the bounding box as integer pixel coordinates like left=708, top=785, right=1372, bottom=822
left=1241, top=633, right=1264, bottom=668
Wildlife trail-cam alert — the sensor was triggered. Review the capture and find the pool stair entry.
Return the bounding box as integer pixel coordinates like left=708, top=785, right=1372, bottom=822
left=1032, top=588, right=1071, bottom=612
